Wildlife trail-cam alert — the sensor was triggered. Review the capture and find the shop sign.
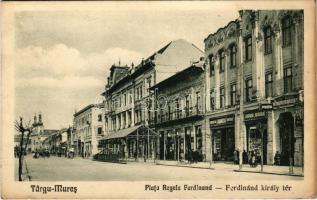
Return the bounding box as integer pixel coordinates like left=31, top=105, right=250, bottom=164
left=210, top=117, right=234, bottom=126
left=260, top=103, right=273, bottom=110
left=244, top=111, right=266, bottom=120
left=273, top=98, right=298, bottom=108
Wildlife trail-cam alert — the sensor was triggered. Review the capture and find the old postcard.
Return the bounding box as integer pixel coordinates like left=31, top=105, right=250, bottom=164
left=1, top=1, right=316, bottom=199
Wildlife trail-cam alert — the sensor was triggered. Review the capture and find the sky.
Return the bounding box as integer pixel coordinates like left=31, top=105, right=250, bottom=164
left=14, top=2, right=239, bottom=129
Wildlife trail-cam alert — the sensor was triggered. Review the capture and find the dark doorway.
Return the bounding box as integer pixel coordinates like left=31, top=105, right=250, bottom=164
left=212, top=127, right=235, bottom=161
left=279, top=112, right=295, bottom=166
left=159, top=131, right=164, bottom=160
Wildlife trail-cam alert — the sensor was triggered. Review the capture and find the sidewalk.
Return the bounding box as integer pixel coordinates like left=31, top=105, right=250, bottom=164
left=154, top=160, right=304, bottom=176
left=155, top=160, right=214, bottom=169
left=233, top=164, right=304, bottom=177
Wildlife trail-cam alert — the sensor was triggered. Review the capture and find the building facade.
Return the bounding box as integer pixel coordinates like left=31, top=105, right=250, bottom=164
left=204, top=10, right=304, bottom=166
left=73, top=104, right=105, bottom=157
left=150, top=63, right=206, bottom=162
left=100, top=39, right=204, bottom=161
left=99, top=10, right=303, bottom=166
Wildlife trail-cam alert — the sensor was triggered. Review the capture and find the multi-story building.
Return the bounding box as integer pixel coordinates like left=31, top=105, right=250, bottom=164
left=203, top=10, right=304, bottom=166
left=73, top=104, right=105, bottom=157
left=100, top=39, right=204, bottom=160
left=150, top=61, right=206, bottom=162
left=99, top=10, right=303, bottom=167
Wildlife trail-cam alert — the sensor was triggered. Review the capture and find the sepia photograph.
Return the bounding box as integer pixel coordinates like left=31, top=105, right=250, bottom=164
left=1, top=1, right=316, bottom=199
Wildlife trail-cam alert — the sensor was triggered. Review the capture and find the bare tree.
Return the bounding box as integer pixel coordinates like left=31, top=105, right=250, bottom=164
left=15, top=117, right=33, bottom=181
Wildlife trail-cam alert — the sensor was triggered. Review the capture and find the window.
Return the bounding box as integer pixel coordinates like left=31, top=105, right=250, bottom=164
left=219, top=50, right=225, bottom=73
left=284, top=67, right=292, bottom=93
left=175, top=98, right=180, bottom=119
left=230, top=84, right=236, bottom=106
left=230, top=45, right=237, bottom=68
left=265, top=73, right=273, bottom=98
left=124, top=93, right=127, bottom=106
left=209, top=55, right=215, bottom=76
left=245, top=79, right=253, bottom=102
left=282, top=17, right=292, bottom=46
left=147, top=77, right=152, bottom=94
left=220, top=87, right=225, bottom=108
left=98, top=114, right=102, bottom=122
left=264, top=27, right=273, bottom=54
left=185, top=95, right=190, bottom=116
left=129, top=90, right=132, bottom=104
left=97, top=127, right=102, bottom=135
left=210, top=89, right=215, bottom=110
left=245, top=36, right=252, bottom=61
left=196, top=91, right=201, bottom=112
left=140, top=86, right=143, bottom=99
left=167, top=105, right=171, bottom=120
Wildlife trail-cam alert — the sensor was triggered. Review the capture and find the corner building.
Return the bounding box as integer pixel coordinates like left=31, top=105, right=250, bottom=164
left=73, top=104, right=105, bottom=158
left=204, top=10, right=304, bottom=166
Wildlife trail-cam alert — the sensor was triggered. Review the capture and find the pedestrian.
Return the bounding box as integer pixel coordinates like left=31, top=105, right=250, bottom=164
left=233, top=150, right=238, bottom=164
left=251, top=151, right=256, bottom=167
left=242, top=150, right=248, bottom=164
left=274, top=151, right=281, bottom=166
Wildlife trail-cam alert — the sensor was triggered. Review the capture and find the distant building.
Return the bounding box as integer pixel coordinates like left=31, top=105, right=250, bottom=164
left=73, top=104, right=105, bottom=157
left=29, top=114, right=58, bottom=152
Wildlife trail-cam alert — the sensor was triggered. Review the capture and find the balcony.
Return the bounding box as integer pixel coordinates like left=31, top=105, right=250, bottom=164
left=154, top=106, right=203, bottom=126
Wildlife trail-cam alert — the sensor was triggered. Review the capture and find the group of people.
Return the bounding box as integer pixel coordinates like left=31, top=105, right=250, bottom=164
left=32, top=149, right=50, bottom=158
left=233, top=149, right=262, bottom=168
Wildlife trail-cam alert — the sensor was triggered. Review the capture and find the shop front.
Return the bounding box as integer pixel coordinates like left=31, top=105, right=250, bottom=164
left=277, top=112, right=295, bottom=166
left=158, top=124, right=203, bottom=162
left=244, top=111, right=268, bottom=165
left=97, top=125, right=157, bottom=162
left=210, top=116, right=235, bottom=162
left=273, top=93, right=304, bottom=166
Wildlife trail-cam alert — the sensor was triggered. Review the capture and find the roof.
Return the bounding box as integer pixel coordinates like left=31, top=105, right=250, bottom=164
left=150, top=63, right=204, bottom=90
left=43, top=129, right=59, bottom=136
left=204, top=19, right=239, bottom=42
left=102, top=125, right=141, bottom=140
left=105, top=39, right=204, bottom=94
left=74, top=103, right=104, bottom=117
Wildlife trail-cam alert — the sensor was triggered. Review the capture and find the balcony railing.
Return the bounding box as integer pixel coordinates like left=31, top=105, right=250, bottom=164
left=154, top=106, right=203, bottom=124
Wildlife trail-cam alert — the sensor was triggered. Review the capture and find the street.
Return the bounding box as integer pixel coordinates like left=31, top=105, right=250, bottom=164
left=19, top=155, right=302, bottom=181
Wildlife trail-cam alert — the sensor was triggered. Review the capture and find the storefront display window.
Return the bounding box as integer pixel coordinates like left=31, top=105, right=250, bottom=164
left=212, top=127, right=235, bottom=161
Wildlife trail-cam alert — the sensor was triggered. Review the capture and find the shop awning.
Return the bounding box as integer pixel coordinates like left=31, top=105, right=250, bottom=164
left=102, top=125, right=141, bottom=140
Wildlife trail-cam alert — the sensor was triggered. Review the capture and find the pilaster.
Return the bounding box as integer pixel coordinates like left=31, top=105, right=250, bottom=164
left=214, top=55, right=220, bottom=109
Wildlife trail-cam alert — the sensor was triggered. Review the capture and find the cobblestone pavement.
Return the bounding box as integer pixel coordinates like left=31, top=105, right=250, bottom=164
left=21, top=155, right=303, bottom=181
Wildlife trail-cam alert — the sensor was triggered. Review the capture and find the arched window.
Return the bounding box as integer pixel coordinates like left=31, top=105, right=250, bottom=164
left=282, top=16, right=292, bottom=46
left=264, top=26, right=273, bottom=54
left=209, top=54, right=215, bottom=76
left=229, top=44, right=237, bottom=68
left=219, top=50, right=225, bottom=73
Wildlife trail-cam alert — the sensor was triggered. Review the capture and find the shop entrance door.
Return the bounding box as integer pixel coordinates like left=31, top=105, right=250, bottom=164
left=279, top=112, right=295, bottom=166
left=212, top=127, right=235, bottom=161
left=247, top=126, right=268, bottom=165
left=166, top=132, right=175, bottom=160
